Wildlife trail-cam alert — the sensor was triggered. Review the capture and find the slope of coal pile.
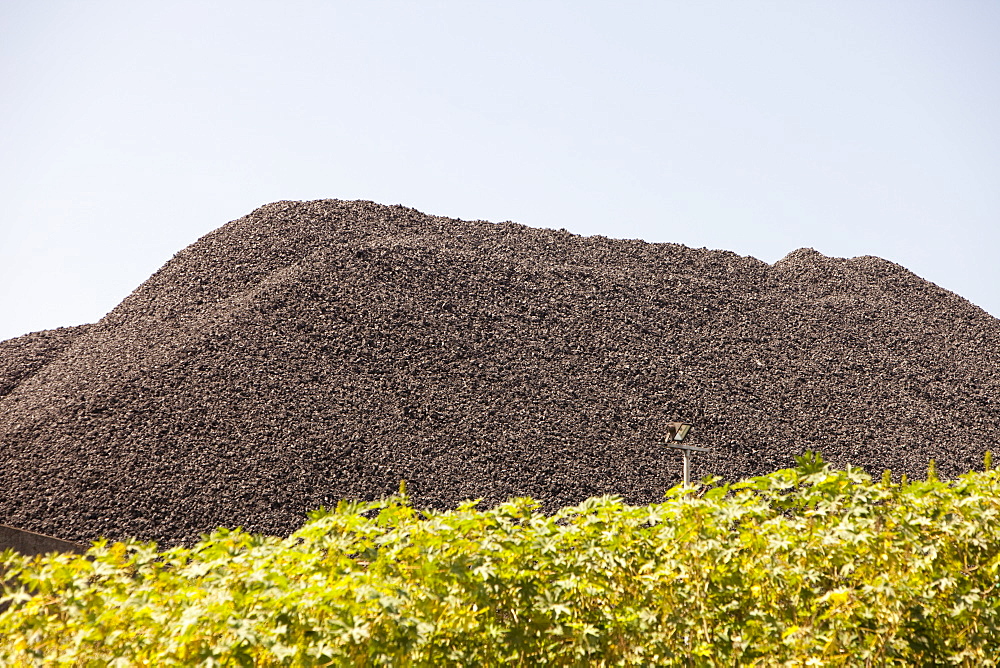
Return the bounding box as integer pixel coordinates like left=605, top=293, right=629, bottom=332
left=0, top=325, right=91, bottom=399
left=1, top=199, right=998, bottom=545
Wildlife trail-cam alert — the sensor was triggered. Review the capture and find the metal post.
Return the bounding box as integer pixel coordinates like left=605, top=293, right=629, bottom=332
left=664, top=439, right=710, bottom=487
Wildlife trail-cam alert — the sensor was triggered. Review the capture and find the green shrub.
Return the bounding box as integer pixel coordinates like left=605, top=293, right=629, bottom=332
left=2, top=454, right=999, bottom=666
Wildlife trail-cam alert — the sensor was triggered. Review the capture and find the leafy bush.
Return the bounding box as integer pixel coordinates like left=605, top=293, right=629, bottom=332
left=2, top=454, right=999, bottom=666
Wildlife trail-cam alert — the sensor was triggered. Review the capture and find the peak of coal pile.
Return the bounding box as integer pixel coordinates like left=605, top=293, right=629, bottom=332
left=2, top=200, right=998, bottom=545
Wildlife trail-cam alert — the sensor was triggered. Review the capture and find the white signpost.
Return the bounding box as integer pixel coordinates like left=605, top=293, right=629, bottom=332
left=662, top=422, right=709, bottom=485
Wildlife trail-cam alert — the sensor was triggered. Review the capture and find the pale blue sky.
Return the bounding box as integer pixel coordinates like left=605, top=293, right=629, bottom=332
left=2, top=1, right=998, bottom=342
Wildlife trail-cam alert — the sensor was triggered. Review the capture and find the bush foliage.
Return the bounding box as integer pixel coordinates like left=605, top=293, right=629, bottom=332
left=2, top=454, right=1000, bottom=666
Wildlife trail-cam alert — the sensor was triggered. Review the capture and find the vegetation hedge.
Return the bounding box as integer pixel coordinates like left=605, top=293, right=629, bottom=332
left=2, top=453, right=999, bottom=666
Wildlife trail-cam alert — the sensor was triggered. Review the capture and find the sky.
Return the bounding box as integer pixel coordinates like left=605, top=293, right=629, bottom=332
left=1, top=1, right=998, bottom=342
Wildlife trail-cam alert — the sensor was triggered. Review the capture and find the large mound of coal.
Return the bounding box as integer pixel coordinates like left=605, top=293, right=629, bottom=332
left=1, top=200, right=998, bottom=545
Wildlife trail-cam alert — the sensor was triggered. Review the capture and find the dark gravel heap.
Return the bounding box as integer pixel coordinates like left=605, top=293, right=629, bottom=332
left=1, top=200, right=998, bottom=545
left=0, top=325, right=91, bottom=399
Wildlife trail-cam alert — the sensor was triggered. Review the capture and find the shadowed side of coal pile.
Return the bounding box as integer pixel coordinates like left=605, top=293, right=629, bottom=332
left=1, top=199, right=998, bottom=546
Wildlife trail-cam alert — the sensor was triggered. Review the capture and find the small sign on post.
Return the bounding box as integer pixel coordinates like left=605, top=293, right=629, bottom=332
left=662, top=422, right=709, bottom=485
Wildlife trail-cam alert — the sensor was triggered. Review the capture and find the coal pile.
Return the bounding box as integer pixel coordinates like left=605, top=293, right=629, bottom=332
left=1, top=199, right=998, bottom=546
left=0, top=325, right=91, bottom=399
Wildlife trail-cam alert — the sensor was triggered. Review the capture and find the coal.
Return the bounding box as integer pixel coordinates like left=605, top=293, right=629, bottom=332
left=1, top=199, right=998, bottom=546
left=0, top=325, right=91, bottom=399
